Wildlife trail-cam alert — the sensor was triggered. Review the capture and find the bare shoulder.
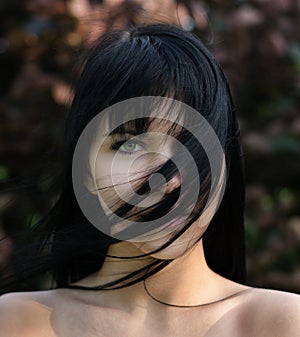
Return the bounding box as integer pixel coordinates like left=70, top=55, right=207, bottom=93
left=250, top=287, right=300, bottom=313
left=0, top=289, right=66, bottom=337
left=243, top=287, right=300, bottom=337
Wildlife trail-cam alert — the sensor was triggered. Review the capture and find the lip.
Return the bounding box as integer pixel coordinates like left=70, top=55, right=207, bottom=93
left=161, top=216, right=186, bottom=230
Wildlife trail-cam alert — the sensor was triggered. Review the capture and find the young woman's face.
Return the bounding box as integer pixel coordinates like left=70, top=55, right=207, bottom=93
left=85, top=107, right=222, bottom=259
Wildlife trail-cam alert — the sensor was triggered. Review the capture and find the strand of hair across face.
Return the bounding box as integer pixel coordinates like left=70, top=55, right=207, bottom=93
left=143, top=278, right=251, bottom=308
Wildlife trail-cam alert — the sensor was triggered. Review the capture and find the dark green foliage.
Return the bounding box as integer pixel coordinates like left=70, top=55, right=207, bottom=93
left=0, top=0, right=299, bottom=293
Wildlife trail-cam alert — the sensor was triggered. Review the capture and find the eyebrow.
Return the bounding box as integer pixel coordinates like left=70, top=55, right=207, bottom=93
left=103, top=130, right=140, bottom=137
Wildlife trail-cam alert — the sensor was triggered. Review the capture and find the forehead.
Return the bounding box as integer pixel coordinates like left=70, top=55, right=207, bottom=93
left=147, top=117, right=183, bottom=136
left=99, top=105, right=187, bottom=137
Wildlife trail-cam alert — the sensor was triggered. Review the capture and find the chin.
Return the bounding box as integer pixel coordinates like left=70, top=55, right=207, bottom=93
left=133, top=234, right=197, bottom=260
left=132, top=218, right=207, bottom=260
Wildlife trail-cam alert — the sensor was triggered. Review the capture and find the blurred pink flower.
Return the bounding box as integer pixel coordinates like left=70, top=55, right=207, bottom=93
left=231, top=5, right=264, bottom=27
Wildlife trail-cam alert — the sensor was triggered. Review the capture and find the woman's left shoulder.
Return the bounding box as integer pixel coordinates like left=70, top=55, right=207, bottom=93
left=244, top=287, right=300, bottom=336
left=250, top=287, right=300, bottom=308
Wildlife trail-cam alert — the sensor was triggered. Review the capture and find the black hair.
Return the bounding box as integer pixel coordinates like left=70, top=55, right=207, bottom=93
left=0, top=23, right=246, bottom=293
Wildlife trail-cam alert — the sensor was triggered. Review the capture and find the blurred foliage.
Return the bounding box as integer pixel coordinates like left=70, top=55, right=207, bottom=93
left=0, top=0, right=299, bottom=293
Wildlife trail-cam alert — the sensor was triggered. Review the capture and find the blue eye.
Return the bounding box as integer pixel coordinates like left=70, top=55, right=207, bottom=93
left=111, top=139, right=144, bottom=155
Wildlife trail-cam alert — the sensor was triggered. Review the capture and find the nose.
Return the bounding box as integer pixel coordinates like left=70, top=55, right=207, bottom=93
left=143, top=172, right=181, bottom=196
left=164, top=173, right=181, bottom=194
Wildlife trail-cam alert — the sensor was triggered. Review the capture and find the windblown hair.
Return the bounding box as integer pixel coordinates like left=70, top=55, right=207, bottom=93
left=0, top=23, right=246, bottom=293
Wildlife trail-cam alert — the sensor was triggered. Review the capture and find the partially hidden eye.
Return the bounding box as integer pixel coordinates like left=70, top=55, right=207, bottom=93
left=111, top=139, right=144, bottom=155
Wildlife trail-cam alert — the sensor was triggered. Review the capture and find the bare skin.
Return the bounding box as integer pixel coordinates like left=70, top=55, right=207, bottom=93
left=1, top=115, right=299, bottom=336
left=0, top=239, right=300, bottom=337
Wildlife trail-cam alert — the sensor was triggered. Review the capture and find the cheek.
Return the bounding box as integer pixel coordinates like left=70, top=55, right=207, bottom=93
left=93, top=153, right=144, bottom=215
left=94, top=154, right=152, bottom=197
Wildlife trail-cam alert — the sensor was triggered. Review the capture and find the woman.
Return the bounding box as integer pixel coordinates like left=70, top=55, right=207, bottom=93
left=0, top=23, right=299, bottom=337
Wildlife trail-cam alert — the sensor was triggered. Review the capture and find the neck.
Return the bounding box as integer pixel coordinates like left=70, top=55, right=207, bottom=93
left=70, top=240, right=246, bottom=313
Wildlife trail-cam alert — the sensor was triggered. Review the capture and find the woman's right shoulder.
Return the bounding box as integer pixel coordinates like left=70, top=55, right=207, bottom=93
left=0, top=290, right=65, bottom=337
left=0, top=292, right=40, bottom=337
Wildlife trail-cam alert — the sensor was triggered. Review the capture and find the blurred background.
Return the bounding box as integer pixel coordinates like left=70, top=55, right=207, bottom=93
left=0, top=0, right=299, bottom=293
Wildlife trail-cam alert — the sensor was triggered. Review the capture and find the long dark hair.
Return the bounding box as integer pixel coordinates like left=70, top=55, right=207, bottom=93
left=0, top=23, right=246, bottom=293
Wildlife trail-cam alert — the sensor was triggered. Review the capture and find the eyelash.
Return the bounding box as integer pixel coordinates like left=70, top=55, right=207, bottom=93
left=111, top=137, right=144, bottom=155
